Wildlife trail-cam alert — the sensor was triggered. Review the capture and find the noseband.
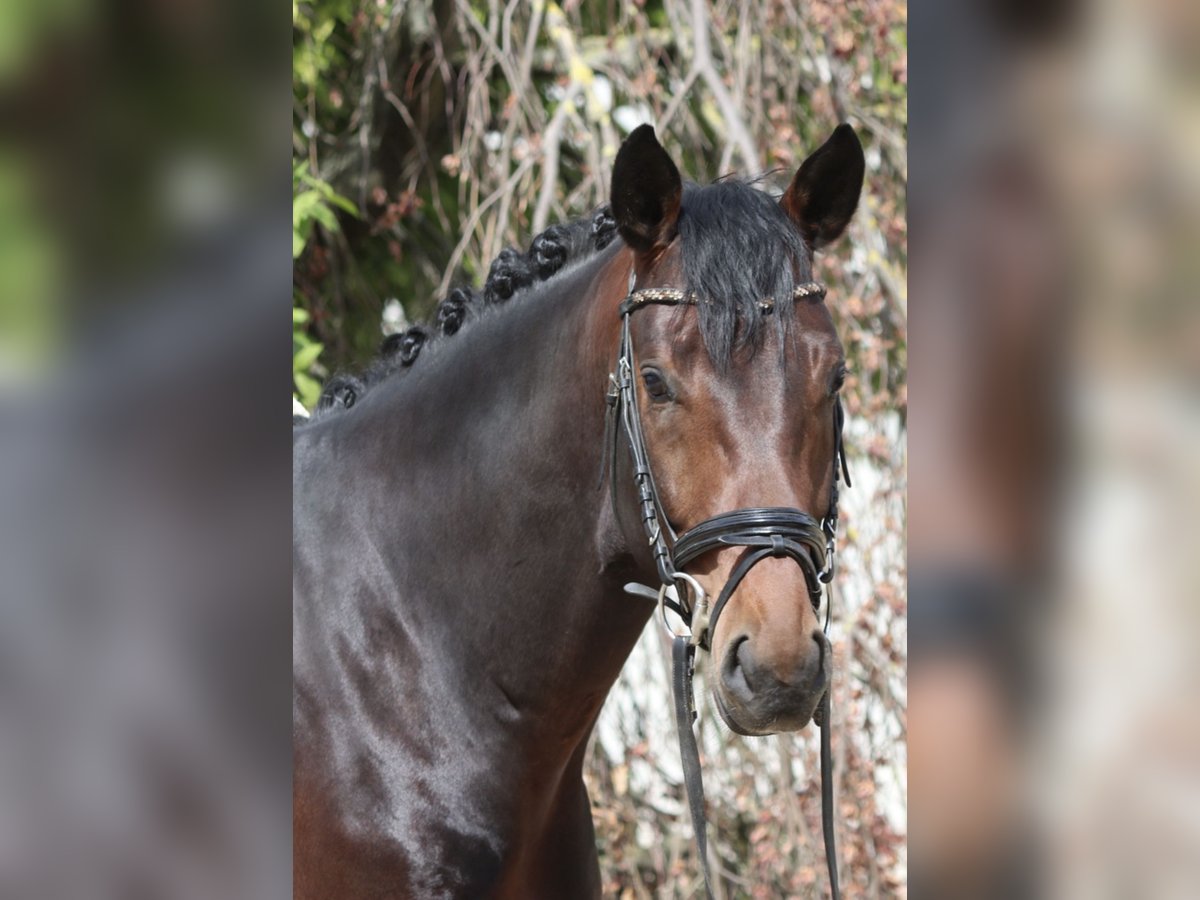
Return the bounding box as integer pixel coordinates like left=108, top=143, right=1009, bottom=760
left=604, top=274, right=850, bottom=899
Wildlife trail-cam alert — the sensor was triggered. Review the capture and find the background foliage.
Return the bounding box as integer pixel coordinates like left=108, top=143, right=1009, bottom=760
left=293, top=0, right=906, bottom=896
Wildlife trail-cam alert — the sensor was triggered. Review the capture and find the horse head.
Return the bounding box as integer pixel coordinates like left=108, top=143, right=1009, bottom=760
left=609, top=124, right=864, bottom=736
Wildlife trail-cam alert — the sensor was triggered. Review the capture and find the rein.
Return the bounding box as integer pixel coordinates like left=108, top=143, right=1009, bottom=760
left=605, top=275, right=850, bottom=899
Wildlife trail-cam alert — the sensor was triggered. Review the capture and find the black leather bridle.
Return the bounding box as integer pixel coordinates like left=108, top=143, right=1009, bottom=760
left=604, top=274, right=851, bottom=899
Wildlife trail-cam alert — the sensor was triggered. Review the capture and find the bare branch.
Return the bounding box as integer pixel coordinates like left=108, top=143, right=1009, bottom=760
left=688, top=0, right=761, bottom=173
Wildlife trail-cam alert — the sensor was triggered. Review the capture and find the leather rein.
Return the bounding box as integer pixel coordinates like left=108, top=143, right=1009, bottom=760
left=604, top=273, right=850, bottom=899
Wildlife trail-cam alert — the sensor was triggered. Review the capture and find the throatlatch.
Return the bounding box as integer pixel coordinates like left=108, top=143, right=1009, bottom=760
left=606, top=274, right=850, bottom=900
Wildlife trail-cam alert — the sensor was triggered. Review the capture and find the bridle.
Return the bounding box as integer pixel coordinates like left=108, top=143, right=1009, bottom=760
left=604, top=272, right=851, bottom=900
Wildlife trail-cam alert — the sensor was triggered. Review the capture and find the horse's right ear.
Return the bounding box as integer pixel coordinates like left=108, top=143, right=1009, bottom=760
left=611, top=125, right=682, bottom=254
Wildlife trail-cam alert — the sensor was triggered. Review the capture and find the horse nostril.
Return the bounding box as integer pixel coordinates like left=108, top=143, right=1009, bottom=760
left=722, top=636, right=755, bottom=702
left=722, top=636, right=783, bottom=699
left=734, top=638, right=762, bottom=692
left=724, top=633, right=828, bottom=700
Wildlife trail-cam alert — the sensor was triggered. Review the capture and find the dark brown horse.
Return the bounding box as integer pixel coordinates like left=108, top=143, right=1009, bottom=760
left=293, top=123, right=863, bottom=898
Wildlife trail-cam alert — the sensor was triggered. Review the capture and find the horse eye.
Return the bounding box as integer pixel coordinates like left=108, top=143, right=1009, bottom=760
left=642, top=369, right=670, bottom=400
left=831, top=365, right=848, bottom=395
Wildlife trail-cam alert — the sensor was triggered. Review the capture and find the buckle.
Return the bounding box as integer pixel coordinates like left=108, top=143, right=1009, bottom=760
left=605, top=374, right=619, bottom=408
left=657, top=572, right=708, bottom=646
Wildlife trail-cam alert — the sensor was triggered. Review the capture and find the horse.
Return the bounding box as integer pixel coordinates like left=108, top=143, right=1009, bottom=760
left=293, top=122, right=864, bottom=898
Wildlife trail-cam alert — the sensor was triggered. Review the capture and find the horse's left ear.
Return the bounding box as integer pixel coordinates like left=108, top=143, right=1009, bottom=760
left=781, top=123, right=865, bottom=251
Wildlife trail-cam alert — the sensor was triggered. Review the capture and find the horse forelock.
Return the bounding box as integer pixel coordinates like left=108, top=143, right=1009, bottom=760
left=675, top=179, right=817, bottom=370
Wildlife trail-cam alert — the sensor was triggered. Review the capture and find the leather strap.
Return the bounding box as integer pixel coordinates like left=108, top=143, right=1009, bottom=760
left=672, top=633, right=840, bottom=900
left=820, top=689, right=840, bottom=899
left=672, top=507, right=829, bottom=644
left=673, top=637, right=714, bottom=900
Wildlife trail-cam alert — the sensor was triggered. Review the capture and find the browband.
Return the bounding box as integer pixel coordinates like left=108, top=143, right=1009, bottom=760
left=618, top=281, right=827, bottom=317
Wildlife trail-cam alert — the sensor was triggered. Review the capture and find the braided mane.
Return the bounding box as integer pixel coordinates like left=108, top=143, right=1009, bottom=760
left=299, top=176, right=818, bottom=423
left=301, top=205, right=617, bottom=421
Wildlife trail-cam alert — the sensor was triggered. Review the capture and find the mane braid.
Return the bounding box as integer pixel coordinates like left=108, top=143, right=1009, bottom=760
left=299, top=205, right=617, bottom=423
left=297, top=181, right=811, bottom=422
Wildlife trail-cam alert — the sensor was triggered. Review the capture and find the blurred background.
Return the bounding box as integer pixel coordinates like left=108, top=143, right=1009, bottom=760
left=0, top=0, right=1196, bottom=897
left=910, top=0, right=1199, bottom=897
left=291, top=2, right=907, bottom=897
left=0, top=0, right=292, bottom=898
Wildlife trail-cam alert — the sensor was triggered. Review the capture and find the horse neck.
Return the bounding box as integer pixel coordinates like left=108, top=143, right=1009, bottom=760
left=328, top=246, right=651, bottom=748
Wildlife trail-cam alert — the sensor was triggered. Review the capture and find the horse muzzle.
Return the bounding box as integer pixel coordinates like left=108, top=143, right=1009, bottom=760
left=713, top=628, right=831, bottom=735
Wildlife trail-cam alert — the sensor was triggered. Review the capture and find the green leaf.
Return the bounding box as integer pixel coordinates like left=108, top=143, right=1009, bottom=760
left=293, top=190, right=322, bottom=227
left=293, top=339, right=323, bottom=373
left=296, top=172, right=359, bottom=218
left=324, top=191, right=358, bottom=216
left=309, top=203, right=338, bottom=232
left=294, top=371, right=322, bottom=409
